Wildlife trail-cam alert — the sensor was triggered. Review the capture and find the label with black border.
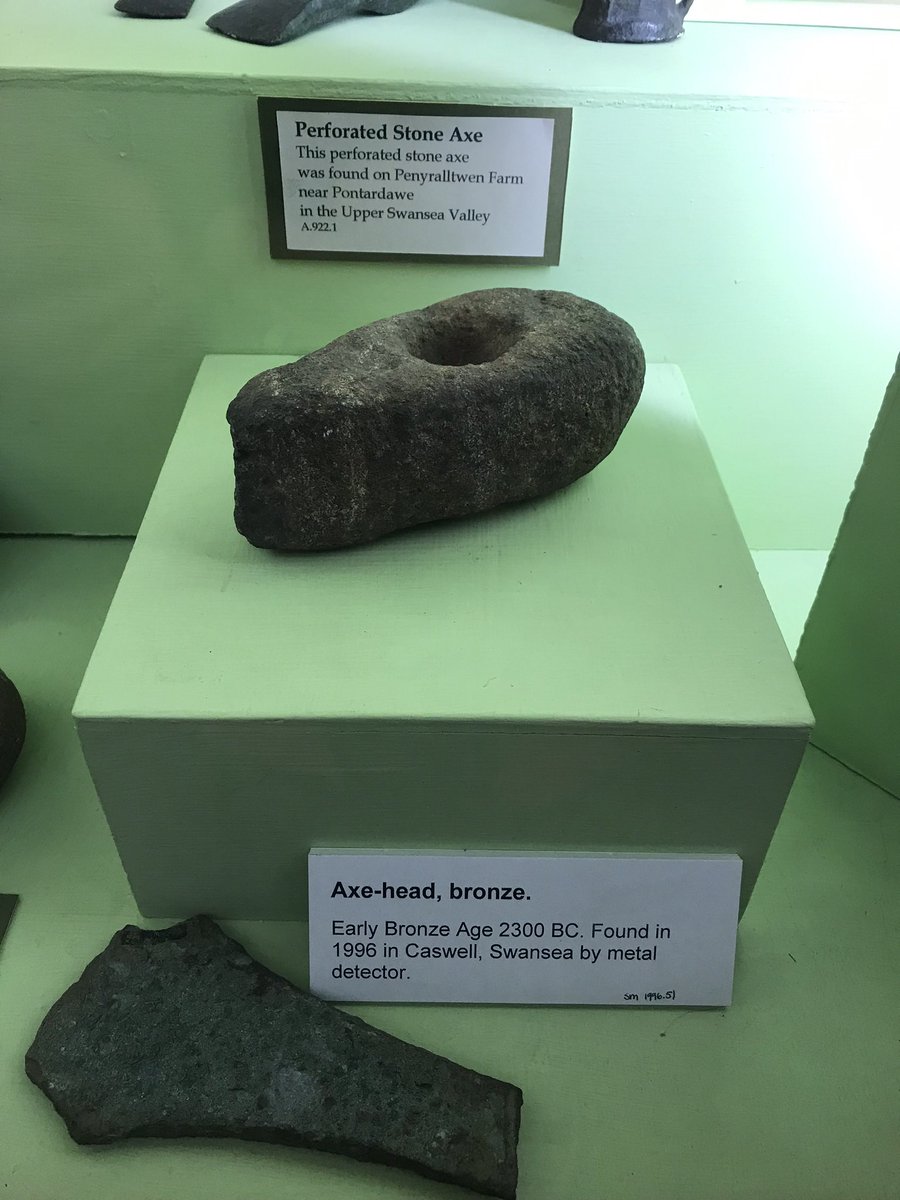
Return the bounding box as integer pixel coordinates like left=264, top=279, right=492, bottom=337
left=258, top=99, right=570, bottom=264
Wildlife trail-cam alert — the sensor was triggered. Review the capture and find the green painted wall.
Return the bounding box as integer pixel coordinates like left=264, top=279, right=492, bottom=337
left=2, top=9, right=898, bottom=545
left=796, top=356, right=900, bottom=797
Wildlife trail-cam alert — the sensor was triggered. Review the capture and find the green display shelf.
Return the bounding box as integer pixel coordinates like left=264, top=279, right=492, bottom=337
left=797, top=356, right=900, bottom=799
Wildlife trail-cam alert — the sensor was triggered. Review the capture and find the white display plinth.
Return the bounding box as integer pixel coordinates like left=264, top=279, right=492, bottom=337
left=75, top=357, right=812, bottom=918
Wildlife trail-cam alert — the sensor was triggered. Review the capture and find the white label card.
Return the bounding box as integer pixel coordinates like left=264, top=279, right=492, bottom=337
left=259, top=100, right=570, bottom=263
left=308, top=851, right=742, bottom=1006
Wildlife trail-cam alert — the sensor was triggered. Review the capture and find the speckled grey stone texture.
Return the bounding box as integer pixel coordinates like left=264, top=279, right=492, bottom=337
left=25, top=916, right=522, bottom=1200
left=227, top=288, right=645, bottom=550
left=0, top=668, right=25, bottom=790
left=114, top=0, right=195, bottom=16
left=207, top=0, right=418, bottom=45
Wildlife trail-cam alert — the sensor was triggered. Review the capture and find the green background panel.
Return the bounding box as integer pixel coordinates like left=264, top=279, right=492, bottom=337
left=797, top=356, right=900, bottom=797
left=2, top=9, right=899, bottom=545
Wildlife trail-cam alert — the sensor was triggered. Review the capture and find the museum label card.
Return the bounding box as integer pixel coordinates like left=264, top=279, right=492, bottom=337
left=308, top=851, right=742, bottom=1006
left=258, top=99, right=571, bottom=263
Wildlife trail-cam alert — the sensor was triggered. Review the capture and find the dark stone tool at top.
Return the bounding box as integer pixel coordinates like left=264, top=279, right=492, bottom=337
left=574, top=0, right=694, bottom=43
left=228, top=288, right=645, bottom=550
left=207, top=0, right=419, bottom=45
left=114, top=0, right=195, bottom=17
left=26, top=916, right=522, bottom=1200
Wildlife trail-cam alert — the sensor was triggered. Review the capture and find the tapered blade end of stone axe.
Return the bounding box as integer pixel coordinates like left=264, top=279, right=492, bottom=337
left=25, top=915, right=522, bottom=1199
